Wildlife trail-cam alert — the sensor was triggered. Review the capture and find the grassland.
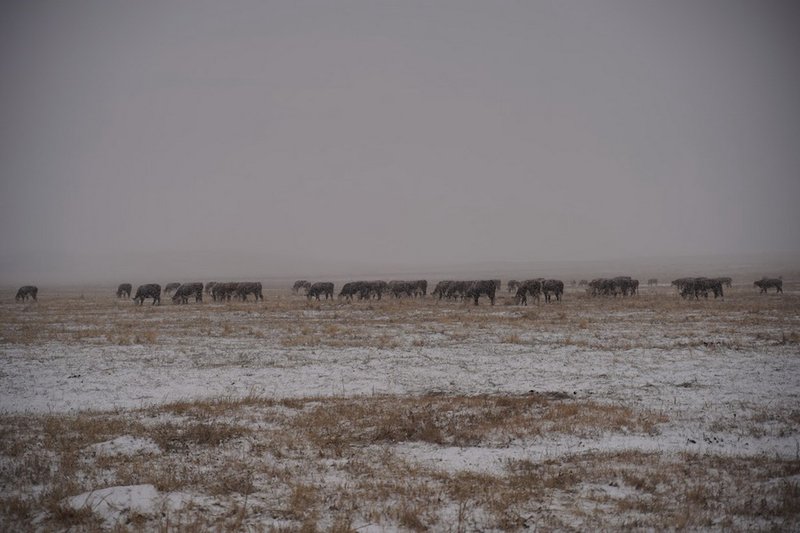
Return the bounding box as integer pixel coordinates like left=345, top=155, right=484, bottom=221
left=0, top=283, right=798, bottom=530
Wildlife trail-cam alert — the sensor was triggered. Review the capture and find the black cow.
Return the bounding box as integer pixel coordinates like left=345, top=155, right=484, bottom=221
left=411, top=280, right=428, bottom=297
left=445, top=281, right=473, bottom=301
left=236, top=282, right=263, bottom=301
left=338, top=282, right=360, bottom=301
left=678, top=278, right=724, bottom=299
left=164, top=283, right=181, bottom=295
left=212, top=282, right=239, bottom=301
left=292, top=280, right=311, bottom=294
left=432, top=281, right=453, bottom=300
left=388, top=280, right=414, bottom=298
left=715, top=277, right=733, bottom=288
left=116, top=283, right=132, bottom=298
left=515, top=279, right=542, bottom=306
left=754, top=278, right=783, bottom=294
left=465, top=280, right=496, bottom=305
left=307, top=282, right=334, bottom=301
left=671, top=278, right=695, bottom=294
left=542, top=279, right=564, bottom=303
left=361, top=281, right=387, bottom=300
left=133, top=284, right=161, bottom=305
left=172, top=282, right=203, bottom=304
left=15, top=285, right=38, bottom=302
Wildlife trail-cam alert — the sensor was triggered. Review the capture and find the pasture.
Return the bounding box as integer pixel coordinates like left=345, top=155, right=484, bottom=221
left=1, top=282, right=799, bottom=531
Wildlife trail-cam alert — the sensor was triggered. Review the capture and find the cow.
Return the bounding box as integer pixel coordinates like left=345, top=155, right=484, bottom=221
left=133, top=284, right=161, bottom=305
left=507, top=280, right=520, bottom=293
left=236, top=282, right=263, bottom=301
left=465, top=280, right=497, bottom=305
left=754, top=278, right=783, bottom=294
left=292, top=280, right=311, bottom=294
left=212, top=282, right=239, bottom=301
left=411, top=280, right=428, bottom=297
left=116, top=283, right=132, bottom=298
left=515, top=279, right=542, bottom=306
left=647, top=278, right=658, bottom=286
left=361, top=281, right=387, bottom=300
left=164, top=283, right=181, bottom=295
left=339, top=281, right=382, bottom=301
left=542, top=279, right=564, bottom=303
left=388, top=280, right=414, bottom=298
left=172, top=282, right=204, bottom=304
left=204, top=282, right=217, bottom=295
left=678, top=278, right=724, bottom=299
left=307, top=282, right=334, bottom=301
left=445, top=281, right=472, bottom=301
left=671, top=278, right=695, bottom=294
left=338, top=282, right=361, bottom=301
left=15, top=285, right=38, bottom=302
left=715, top=277, right=733, bottom=288
left=432, top=281, right=453, bottom=300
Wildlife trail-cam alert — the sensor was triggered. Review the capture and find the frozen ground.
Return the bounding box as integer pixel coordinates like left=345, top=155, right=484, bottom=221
left=1, top=284, right=798, bottom=530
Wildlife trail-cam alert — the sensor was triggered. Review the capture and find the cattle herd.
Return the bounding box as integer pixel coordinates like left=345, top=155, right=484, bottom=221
left=10, top=276, right=787, bottom=304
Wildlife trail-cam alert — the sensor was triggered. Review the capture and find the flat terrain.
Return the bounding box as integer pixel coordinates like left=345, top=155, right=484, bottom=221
left=1, top=283, right=799, bottom=531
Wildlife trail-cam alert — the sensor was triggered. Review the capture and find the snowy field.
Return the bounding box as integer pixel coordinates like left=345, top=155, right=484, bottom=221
left=1, top=283, right=798, bottom=530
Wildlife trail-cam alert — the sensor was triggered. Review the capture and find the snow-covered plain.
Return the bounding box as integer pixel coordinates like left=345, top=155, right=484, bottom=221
left=1, top=284, right=798, bottom=530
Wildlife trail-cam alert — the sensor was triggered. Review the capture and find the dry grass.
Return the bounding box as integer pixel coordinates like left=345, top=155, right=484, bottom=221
left=1, top=285, right=799, bottom=530
left=1, top=391, right=795, bottom=531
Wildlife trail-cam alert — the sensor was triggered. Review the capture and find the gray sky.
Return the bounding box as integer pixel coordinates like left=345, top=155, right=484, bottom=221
left=2, top=0, right=799, bottom=283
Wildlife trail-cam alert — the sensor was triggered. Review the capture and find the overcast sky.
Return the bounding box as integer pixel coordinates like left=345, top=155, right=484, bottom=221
left=1, top=0, right=799, bottom=283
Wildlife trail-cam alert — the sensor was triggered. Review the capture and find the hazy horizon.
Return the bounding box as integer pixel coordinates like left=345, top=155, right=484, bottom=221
left=2, top=1, right=799, bottom=285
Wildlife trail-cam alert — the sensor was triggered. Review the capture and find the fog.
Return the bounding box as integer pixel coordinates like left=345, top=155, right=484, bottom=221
left=2, top=1, right=799, bottom=285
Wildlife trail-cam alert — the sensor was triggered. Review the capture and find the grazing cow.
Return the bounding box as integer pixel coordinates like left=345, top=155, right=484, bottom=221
left=715, top=277, right=733, bottom=288
left=15, top=285, right=38, bottom=302
left=361, top=281, right=387, bottom=300
left=465, top=280, right=497, bottom=305
left=432, top=281, right=453, bottom=300
left=236, top=282, right=263, bottom=301
left=589, top=277, right=636, bottom=298
left=678, top=278, right=724, bottom=299
left=172, top=282, right=204, bottom=304
left=671, top=278, right=695, bottom=294
left=411, top=280, right=428, bottom=297
left=307, top=282, right=334, bottom=301
left=515, top=279, right=542, bottom=306
left=507, top=280, right=520, bottom=293
left=116, top=283, right=132, bottom=298
left=204, top=282, right=217, bottom=295
left=133, top=284, right=161, bottom=305
left=388, top=280, right=414, bottom=298
left=754, top=278, right=783, bottom=294
left=164, top=283, right=181, bottom=295
left=647, top=278, right=658, bottom=286
left=212, top=282, right=239, bottom=301
left=338, top=282, right=361, bottom=301
left=613, top=276, right=637, bottom=297
left=292, top=280, right=311, bottom=294
left=445, top=281, right=472, bottom=301
left=542, top=279, right=564, bottom=303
